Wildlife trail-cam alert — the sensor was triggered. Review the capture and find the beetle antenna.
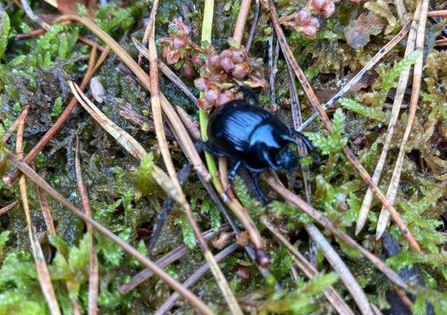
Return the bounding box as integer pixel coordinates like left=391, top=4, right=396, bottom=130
left=290, top=130, right=314, bottom=151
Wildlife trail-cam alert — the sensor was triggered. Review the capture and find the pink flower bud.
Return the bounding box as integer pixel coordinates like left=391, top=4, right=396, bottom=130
left=232, top=62, right=250, bottom=79
left=311, top=0, right=326, bottom=10
left=296, top=10, right=311, bottom=26
left=217, top=90, right=234, bottom=106
left=321, top=1, right=335, bottom=18
left=205, top=84, right=220, bottom=104
left=309, top=17, right=320, bottom=28
left=220, top=49, right=233, bottom=59
left=166, top=50, right=180, bottom=65
left=207, top=54, right=222, bottom=68
left=194, top=77, right=210, bottom=91
left=220, top=57, right=235, bottom=73
left=192, top=54, right=204, bottom=66
left=182, top=62, right=195, bottom=79
left=231, top=47, right=247, bottom=63
left=172, top=37, right=186, bottom=49
left=302, top=25, right=317, bottom=39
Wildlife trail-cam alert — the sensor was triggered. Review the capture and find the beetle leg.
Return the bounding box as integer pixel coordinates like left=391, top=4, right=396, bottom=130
left=251, top=172, right=270, bottom=205
left=261, top=147, right=282, bottom=172
left=202, top=141, right=226, bottom=157
left=228, top=160, right=242, bottom=187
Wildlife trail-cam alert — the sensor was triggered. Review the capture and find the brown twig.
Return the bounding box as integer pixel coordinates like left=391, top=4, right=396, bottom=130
left=0, top=200, right=18, bottom=216
left=245, top=0, right=260, bottom=52
left=36, top=184, right=56, bottom=234
left=1, top=106, right=30, bottom=143
left=268, top=0, right=421, bottom=252
left=394, top=0, right=406, bottom=19
left=262, top=219, right=355, bottom=315
left=233, top=0, right=252, bottom=44
left=74, top=139, right=98, bottom=315
left=3, top=46, right=110, bottom=185
left=20, top=0, right=51, bottom=30
left=16, top=107, right=62, bottom=315
left=376, top=0, right=430, bottom=239
left=356, top=1, right=421, bottom=235
left=154, top=243, right=239, bottom=315
left=6, top=150, right=214, bottom=315
left=427, top=10, right=447, bottom=17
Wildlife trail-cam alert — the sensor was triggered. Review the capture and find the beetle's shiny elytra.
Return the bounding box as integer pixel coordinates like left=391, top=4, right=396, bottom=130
left=206, top=100, right=313, bottom=203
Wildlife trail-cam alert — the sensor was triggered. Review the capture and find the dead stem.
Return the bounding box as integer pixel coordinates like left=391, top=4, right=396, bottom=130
left=119, top=227, right=229, bottom=294
left=394, top=0, right=406, bottom=19
left=376, top=0, right=430, bottom=239
left=6, top=150, right=215, bottom=315
left=16, top=106, right=62, bottom=315
left=36, top=183, right=56, bottom=234
left=263, top=174, right=408, bottom=289
left=233, top=0, right=252, bottom=44
left=1, top=106, right=30, bottom=143
left=356, top=1, right=421, bottom=235
left=0, top=200, right=18, bottom=216
left=427, top=10, right=447, bottom=17
left=245, top=0, right=260, bottom=52
left=262, top=218, right=355, bottom=315
left=154, top=243, right=239, bottom=315
left=20, top=0, right=50, bottom=30
left=268, top=0, right=421, bottom=252
left=74, top=139, right=98, bottom=315
left=3, top=46, right=110, bottom=185
left=297, top=23, right=411, bottom=132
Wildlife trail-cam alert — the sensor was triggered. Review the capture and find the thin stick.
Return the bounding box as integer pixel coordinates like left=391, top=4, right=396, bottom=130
left=20, top=0, right=50, bottom=30
left=262, top=219, right=354, bottom=315
left=1, top=106, right=30, bottom=143
left=427, top=10, right=447, bottom=17
left=6, top=150, right=215, bottom=315
left=36, top=184, right=56, bottom=234
left=0, top=201, right=18, bottom=216
left=16, top=108, right=62, bottom=315
left=376, top=0, right=430, bottom=239
left=3, top=46, right=110, bottom=185
left=146, top=0, right=182, bottom=194
left=75, top=139, right=98, bottom=315
left=297, top=23, right=411, bottom=133
left=263, top=175, right=408, bottom=289
left=119, top=228, right=227, bottom=294
left=394, top=0, right=406, bottom=19
left=245, top=0, right=260, bottom=52
left=154, top=243, right=239, bottom=315
left=356, top=1, right=421, bottom=235
left=268, top=0, right=421, bottom=252
left=233, top=0, right=252, bottom=44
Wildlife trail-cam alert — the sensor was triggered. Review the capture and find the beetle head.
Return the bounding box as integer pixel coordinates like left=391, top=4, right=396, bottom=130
left=276, top=147, right=298, bottom=174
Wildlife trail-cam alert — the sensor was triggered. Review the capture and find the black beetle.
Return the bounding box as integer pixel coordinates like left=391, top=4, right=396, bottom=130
left=206, top=99, right=313, bottom=204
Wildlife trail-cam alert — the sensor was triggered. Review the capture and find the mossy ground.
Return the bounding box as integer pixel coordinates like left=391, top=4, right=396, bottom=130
left=0, top=0, right=447, bottom=314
